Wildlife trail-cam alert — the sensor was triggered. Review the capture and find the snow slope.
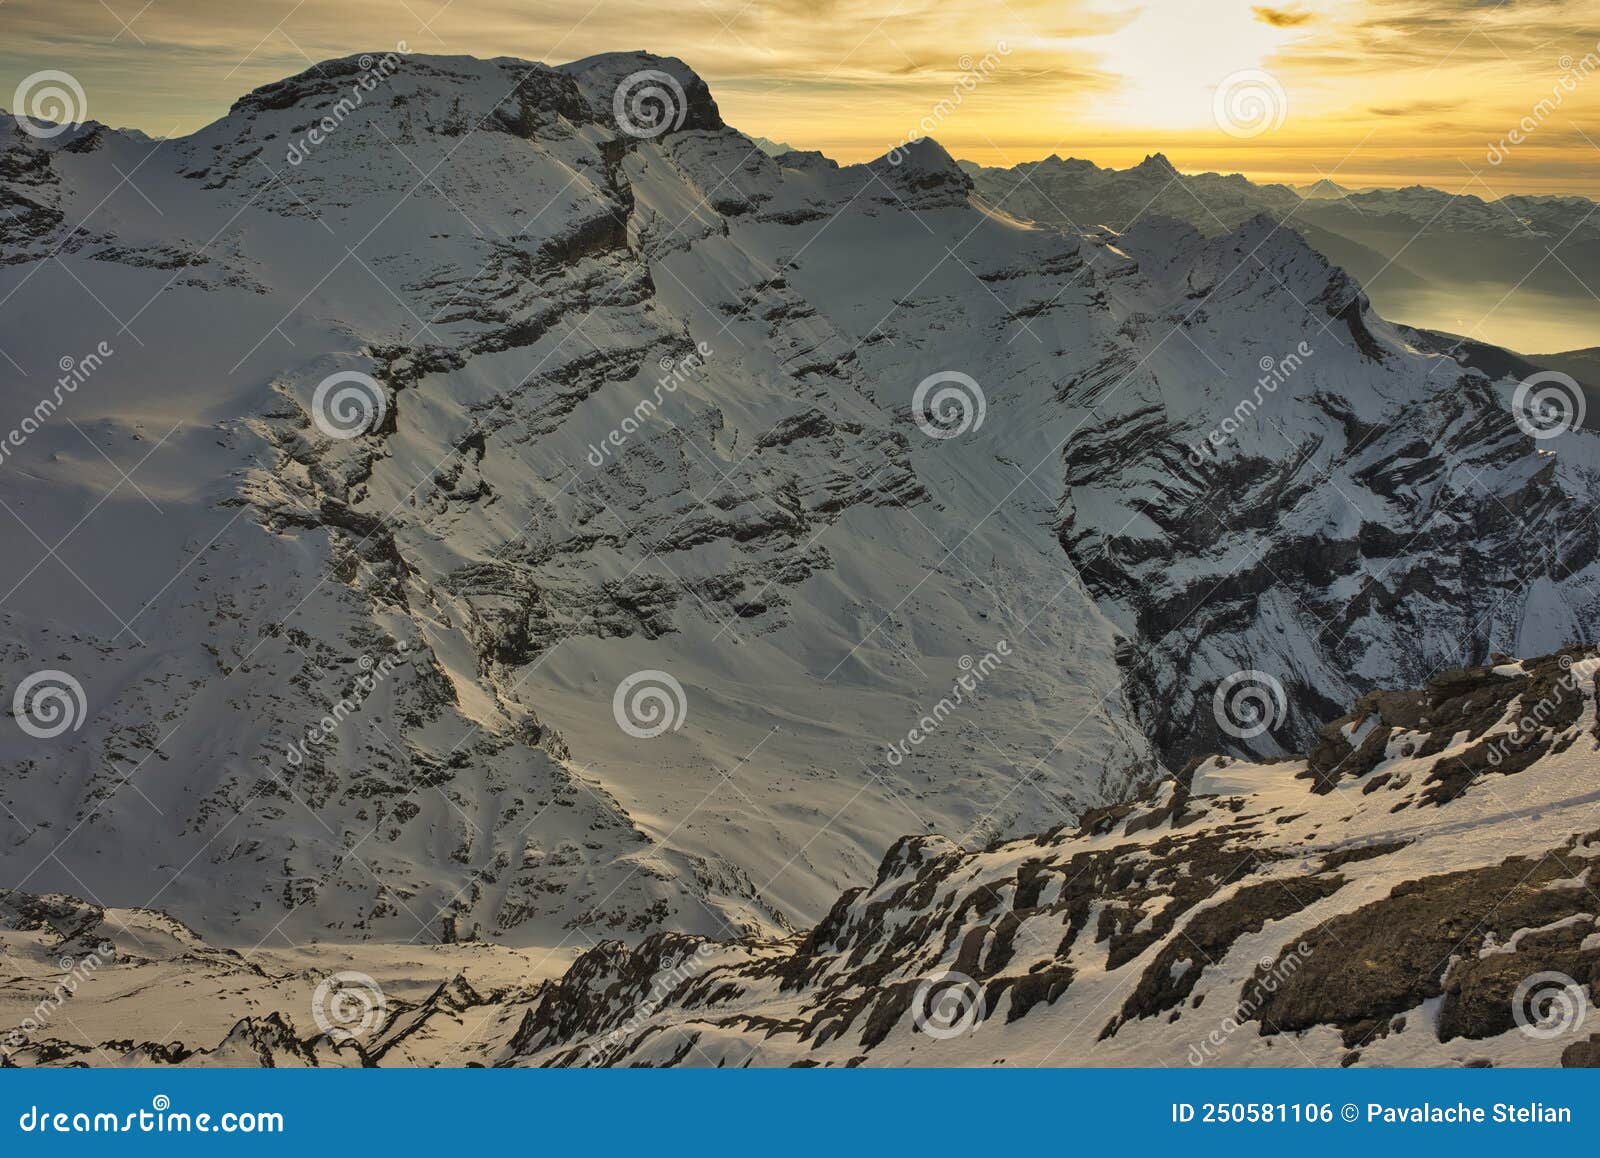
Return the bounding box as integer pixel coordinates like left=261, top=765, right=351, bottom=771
left=5, top=648, right=1597, bottom=1067
left=0, top=53, right=1153, bottom=947
left=507, top=648, right=1600, bottom=1068
left=1, top=51, right=1597, bottom=956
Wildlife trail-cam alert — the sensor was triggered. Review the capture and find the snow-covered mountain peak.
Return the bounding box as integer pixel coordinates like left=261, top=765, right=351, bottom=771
left=873, top=136, right=973, bottom=200
left=0, top=49, right=1161, bottom=946
left=558, top=51, right=724, bottom=135
left=886, top=135, right=960, bottom=170
left=1113, top=209, right=1364, bottom=321
left=0, top=115, right=126, bottom=151
left=1210, top=212, right=1367, bottom=309
left=191, top=53, right=594, bottom=170
left=3, top=50, right=1598, bottom=957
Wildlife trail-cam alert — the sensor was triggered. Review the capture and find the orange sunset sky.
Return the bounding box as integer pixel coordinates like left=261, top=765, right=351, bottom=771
left=2, top=0, right=1597, bottom=194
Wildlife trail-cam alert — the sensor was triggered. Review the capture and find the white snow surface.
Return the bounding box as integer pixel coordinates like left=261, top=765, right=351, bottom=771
left=2, top=50, right=1598, bottom=963
left=0, top=52, right=1153, bottom=947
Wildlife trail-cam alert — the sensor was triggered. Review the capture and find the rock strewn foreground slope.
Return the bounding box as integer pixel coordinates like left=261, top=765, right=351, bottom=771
left=4, top=650, right=1598, bottom=1067
left=512, top=648, right=1600, bottom=1067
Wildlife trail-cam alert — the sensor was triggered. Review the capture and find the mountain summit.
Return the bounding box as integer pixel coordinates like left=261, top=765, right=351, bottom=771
left=1, top=52, right=1596, bottom=961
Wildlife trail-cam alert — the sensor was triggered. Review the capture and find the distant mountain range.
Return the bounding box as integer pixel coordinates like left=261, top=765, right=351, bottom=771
left=956, top=153, right=1600, bottom=357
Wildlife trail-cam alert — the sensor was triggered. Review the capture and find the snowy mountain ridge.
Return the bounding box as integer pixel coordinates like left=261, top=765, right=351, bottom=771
left=1, top=50, right=1597, bottom=960
left=958, top=152, right=1600, bottom=355
left=957, top=151, right=1600, bottom=245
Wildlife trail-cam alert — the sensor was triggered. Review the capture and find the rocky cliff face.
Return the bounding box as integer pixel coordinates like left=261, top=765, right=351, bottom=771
left=1, top=50, right=1597, bottom=956
left=1051, top=212, right=1600, bottom=765
left=0, top=51, right=1151, bottom=948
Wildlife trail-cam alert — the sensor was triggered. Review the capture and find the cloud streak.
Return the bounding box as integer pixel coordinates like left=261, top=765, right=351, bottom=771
left=1253, top=7, right=1316, bottom=28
